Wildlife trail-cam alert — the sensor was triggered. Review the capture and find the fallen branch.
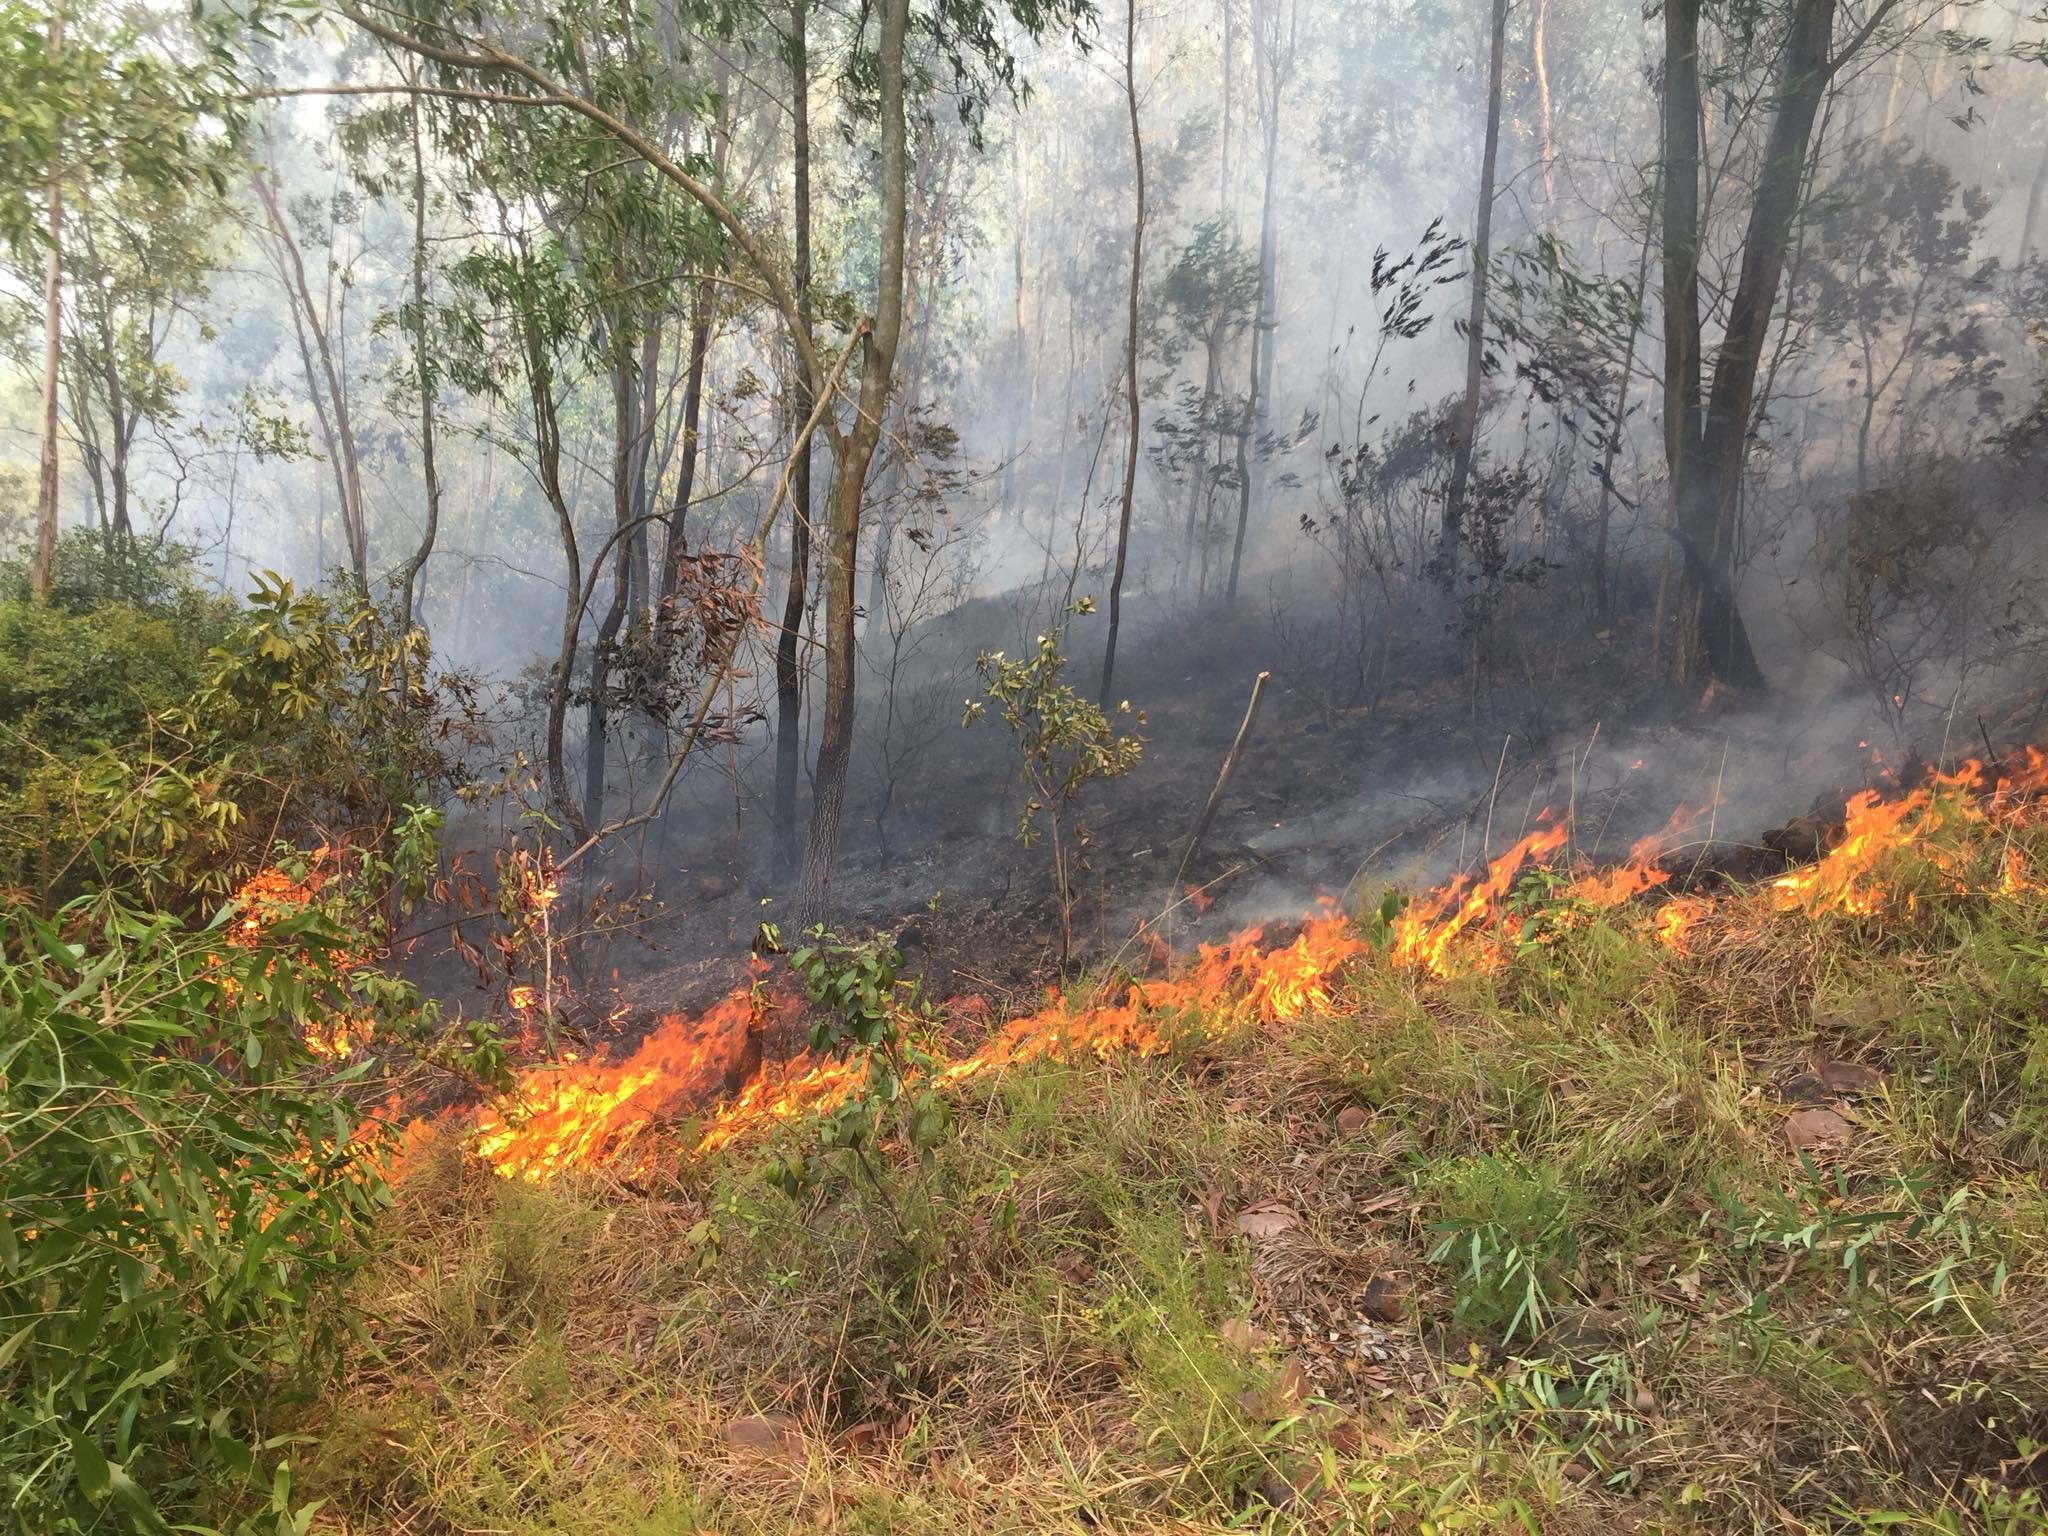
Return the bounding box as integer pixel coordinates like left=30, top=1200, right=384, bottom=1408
left=1166, top=669, right=1271, bottom=922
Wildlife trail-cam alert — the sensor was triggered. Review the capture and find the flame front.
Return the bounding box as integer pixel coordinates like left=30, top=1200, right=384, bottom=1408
left=420, top=748, right=2048, bottom=1185
left=469, top=915, right=1365, bottom=1180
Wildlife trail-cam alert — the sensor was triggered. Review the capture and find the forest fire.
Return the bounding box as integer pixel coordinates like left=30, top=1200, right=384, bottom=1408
left=431, top=749, right=2048, bottom=1185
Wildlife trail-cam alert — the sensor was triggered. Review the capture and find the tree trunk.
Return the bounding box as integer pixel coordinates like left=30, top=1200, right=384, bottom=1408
left=394, top=93, right=442, bottom=639
left=30, top=6, right=64, bottom=600
left=796, top=0, right=911, bottom=923
left=628, top=327, right=659, bottom=619
left=1101, top=0, right=1145, bottom=707
left=774, top=0, right=814, bottom=879
left=254, top=170, right=369, bottom=590
left=865, top=144, right=949, bottom=624
left=1666, top=0, right=1836, bottom=689
left=1441, top=0, right=1509, bottom=580
left=584, top=359, right=639, bottom=830
left=663, top=287, right=713, bottom=590
left=525, top=319, right=586, bottom=839
left=663, top=100, right=729, bottom=599
left=1226, top=0, right=1286, bottom=607
left=1532, top=0, right=1556, bottom=214
left=1591, top=169, right=1660, bottom=627
left=2020, top=135, right=2048, bottom=266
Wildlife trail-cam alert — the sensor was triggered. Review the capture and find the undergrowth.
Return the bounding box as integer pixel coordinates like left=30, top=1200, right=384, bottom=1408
left=304, top=824, right=2048, bottom=1534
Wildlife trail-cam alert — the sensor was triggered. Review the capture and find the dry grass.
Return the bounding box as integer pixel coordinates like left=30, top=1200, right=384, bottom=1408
left=300, top=823, right=2048, bottom=1534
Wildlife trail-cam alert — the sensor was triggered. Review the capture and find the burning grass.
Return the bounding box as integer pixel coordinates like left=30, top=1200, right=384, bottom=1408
left=303, top=756, right=2048, bottom=1533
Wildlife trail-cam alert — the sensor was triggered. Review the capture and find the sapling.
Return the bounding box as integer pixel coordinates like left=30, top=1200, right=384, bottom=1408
left=963, top=599, right=1144, bottom=968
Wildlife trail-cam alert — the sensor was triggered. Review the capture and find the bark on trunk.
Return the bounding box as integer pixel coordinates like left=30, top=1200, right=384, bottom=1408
left=1532, top=0, right=1556, bottom=214
left=1100, top=0, right=1145, bottom=708
left=774, top=0, right=814, bottom=878
left=254, top=170, right=369, bottom=590
left=31, top=7, right=65, bottom=599
left=1662, top=0, right=1837, bottom=689
left=394, top=94, right=442, bottom=638
left=1226, top=0, right=1287, bottom=607
left=584, top=359, right=639, bottom=830
left=1441, top=0, right=1509, bottom=580
left=796, top=0, right=911, bottom=923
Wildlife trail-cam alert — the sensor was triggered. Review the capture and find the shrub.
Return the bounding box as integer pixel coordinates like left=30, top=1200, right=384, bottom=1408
left=2, top=897, right=396, bottom=1533
left=962, top=601, right=1142, bottom=967
left=0, top=536, right=469, bottom=914
left=0, top=804, right=509, bottom=1534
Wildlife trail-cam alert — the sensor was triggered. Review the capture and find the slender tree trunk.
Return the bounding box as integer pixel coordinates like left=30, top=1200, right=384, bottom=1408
left=796, top=0, right=911, bottom=922
left=524, top=321, right=586, bottom=838
left=628, top=327, right=658, bottom=618
left=394, top=94, right=442, bottom=638
left=663, top=290, right=713, bottom=588
left=1101, top=0, right=1145, bottom=707
left=865, top=146, right=949, bottom=623
left=1181, top=336, right=1220, bottom=581
left=1219, top=0, right=1233, bottom=222
left=30, top=7, right=64, bottom=600
left=2020, top=134, right=2048, bottom=266
left=254, top=171, right=369, bottom=590
left=1668, top=0, right=1836, bottom=689
left=584, top=359, right=639, bottom=829
left=774, top=3, right=815, bottom=879
left=1532, top=0, right=1556, bottom=214
left=663, top=100, right=729, bottom=599
left=1591, top=170, right=1660, bottom=627
left=1226, top=0, right=1286, bottom=607
left=1441, top=0, right=1509, bottom=579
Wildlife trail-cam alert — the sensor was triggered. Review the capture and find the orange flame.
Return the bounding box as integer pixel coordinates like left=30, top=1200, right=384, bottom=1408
left=1389, top=823, right=1569, bottom=977
left=415, top=747, right=2048, bottom=1186
left=470, top=915, right=1365, bottom=1180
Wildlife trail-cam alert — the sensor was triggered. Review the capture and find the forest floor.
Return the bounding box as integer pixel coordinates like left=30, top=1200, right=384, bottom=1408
left=310, top=798, right=2048, bottom=1535
left=426, top=586, right=2040, bottom=1057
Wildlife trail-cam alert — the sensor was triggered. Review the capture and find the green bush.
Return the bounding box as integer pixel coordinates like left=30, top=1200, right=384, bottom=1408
left=0, top=534, right=466, bottom=913
left=0, top=534, right=231, bottom=903
left=0, top=793, right=511, bottom=1535
left=1423, top=1154, right=1582, bottom=1342
left=0, top=896, right=398, bottom=1534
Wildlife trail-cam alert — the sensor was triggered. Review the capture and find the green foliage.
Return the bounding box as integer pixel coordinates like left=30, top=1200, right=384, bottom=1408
left=0, top=0, right=244, bottom=262
left=1721, top=1160, right=2004, bottom=1315
left=962, top=602, right=1141, bottom=963
left=0, top=542, right=466, bottom=914
left=766, top=923, right=950, bottom=1182
left=1423, top=1154, right=1581, bottom=1343
left=0, top=895, right=403, bottom=1535
left=0, top=534, right=231, bottom=904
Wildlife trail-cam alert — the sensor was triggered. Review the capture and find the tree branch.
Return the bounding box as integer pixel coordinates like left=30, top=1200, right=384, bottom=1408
left=330, top=2, right=826, bottom=393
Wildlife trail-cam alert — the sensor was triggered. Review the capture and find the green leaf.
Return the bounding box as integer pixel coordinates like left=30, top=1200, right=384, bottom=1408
left=71, top=1433, right=111, bottom=1501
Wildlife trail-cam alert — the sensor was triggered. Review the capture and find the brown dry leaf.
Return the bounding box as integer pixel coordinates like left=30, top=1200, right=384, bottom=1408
left=1785, top=1106, right=1853, bottom=1150
left=721, top=1414, right=805, bottom=1462
left=1220, top=1317, right=1276, bottom=1353
left=1236, top=1357, right=1311, bottom=1421
left=1053, top=1251, right=1095, bottom=1286
left=1197, top=1181, right=1227, bottom=1235
left=836, top=1419, right=892, bottom=1456
left=1819, top=1060, right=1883, bottom=1096
left=1234, top=1200, right=1300, bottom=1240
left=1359, top=1273, right=1408, bottom=1323
left=1271, top=1357, right=1309, bottom=1412
left=1336, top=1105, right=1369, bottom=1135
